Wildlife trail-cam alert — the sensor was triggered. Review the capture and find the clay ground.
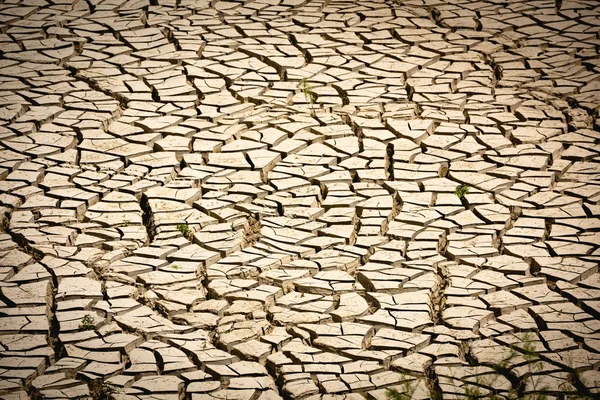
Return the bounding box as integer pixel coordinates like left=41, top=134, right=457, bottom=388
left=0, top=0, right=599, bottom=399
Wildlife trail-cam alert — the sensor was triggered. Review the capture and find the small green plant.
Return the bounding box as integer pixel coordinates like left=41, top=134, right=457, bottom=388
left=90, top=381, right=122, bottom=400
left=464, top=378, right=506, bottom=400
left=171, top=264, right=181, bottom=270
left=460, top=332, right=549, bottom=400
left=0, top=217, right=9, bottom=233
left=454, top=183, right=470, bottom=199
left=521, top=332, right=546, bottom=398
left=386, top=378, right=418, bottom=400
left=80, top=314, right=95, bottom=331
left=299, top=78, right=317, bottom=117
left=176, top=223, right=193, bottom=240
left=122, top=219, right=130, bottom=226
left=387, top=334, right=552, bottom=400
left=244, top=215, right=262, bottom=247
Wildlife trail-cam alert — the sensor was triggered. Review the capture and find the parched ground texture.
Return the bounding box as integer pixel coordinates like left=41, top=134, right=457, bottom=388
left=0, top=0, right=600, bottom=399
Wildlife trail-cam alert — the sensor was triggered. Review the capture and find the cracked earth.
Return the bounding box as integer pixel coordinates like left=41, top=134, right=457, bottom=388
left=0, top=0, right=599, bottom=399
